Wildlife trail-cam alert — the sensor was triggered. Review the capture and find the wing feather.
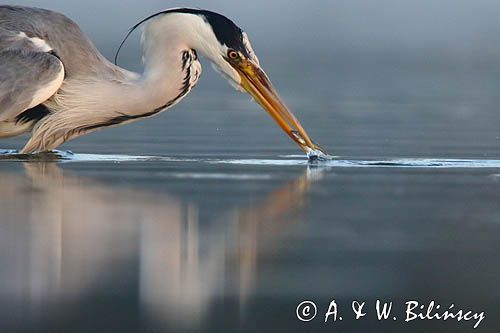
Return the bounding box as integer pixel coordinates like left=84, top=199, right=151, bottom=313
left=0, top=28, right=64, bottom=122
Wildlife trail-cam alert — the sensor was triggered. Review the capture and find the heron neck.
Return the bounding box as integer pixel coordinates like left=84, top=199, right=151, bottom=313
left=139, top=36, right=197, bottom=112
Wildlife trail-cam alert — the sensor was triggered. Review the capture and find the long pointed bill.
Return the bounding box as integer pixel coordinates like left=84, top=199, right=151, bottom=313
left=231, top=59, right=329, bottom=159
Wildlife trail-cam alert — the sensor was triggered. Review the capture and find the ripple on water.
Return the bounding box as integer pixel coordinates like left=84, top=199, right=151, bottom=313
left=2, top=150, right=500, bottom=169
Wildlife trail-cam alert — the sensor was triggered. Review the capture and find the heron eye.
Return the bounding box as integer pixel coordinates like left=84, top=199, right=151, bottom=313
left=228, top=50, right=239, bottom=60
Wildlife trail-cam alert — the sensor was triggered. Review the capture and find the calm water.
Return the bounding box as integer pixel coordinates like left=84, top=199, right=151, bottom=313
left=2, top=4, right=500, bottom=330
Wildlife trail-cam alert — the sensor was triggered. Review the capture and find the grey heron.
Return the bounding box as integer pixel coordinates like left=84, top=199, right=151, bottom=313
left=0, top=6, right=327, bottom=158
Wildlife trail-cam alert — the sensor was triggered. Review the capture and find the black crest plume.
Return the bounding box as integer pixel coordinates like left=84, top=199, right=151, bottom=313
left=114, top=8, right=248, bottom=65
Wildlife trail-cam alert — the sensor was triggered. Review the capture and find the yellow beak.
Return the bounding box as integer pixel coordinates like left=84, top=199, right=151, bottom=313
left=231, top=58, right=328, bottom=158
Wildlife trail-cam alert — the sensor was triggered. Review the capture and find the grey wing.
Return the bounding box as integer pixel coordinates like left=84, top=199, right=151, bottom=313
left=0, top=28, right=64, bottom=122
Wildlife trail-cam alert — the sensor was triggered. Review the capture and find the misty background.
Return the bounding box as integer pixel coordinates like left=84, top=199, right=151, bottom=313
left=6, top=0, right=500, bottom=66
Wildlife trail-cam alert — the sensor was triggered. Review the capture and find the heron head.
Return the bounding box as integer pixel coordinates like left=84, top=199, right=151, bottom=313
left=194, top=10, right=327, bottom=156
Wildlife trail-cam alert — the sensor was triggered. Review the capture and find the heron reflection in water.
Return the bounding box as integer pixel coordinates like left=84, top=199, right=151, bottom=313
left=0, top=163, right=329, bottom=329
left=0, top=6, right=327, bottom=159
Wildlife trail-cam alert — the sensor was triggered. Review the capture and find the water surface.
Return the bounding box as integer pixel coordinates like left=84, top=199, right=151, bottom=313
left=1, top=146, right=500, bottom=333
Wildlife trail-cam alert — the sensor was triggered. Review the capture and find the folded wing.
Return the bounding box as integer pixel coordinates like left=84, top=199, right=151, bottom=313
left=0, top=27, right=64, bottom=123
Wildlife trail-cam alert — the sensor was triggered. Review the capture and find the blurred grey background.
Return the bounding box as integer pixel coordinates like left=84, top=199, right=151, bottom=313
left=6, top=0, right=500, bottom=66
